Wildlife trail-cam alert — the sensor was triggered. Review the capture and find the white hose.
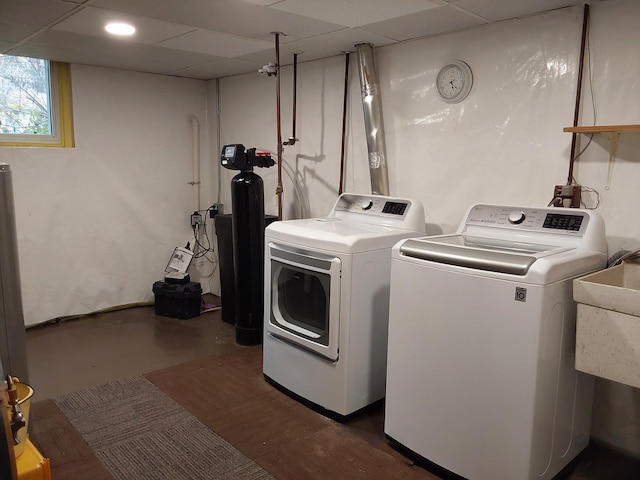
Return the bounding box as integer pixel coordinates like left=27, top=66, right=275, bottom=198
left=608, top=248, right=640, bottom=268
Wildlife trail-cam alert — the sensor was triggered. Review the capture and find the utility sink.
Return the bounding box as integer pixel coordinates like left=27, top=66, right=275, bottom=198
left=573, top=263, right=640, bottom=389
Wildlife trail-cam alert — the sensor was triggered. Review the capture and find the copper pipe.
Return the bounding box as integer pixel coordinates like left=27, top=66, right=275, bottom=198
left=339, top=52, right=350, bottom=195
left=283, top=53, right=299, bottom=146
left=567, top=4, right=590, bottom=185
left=274, top=33, right=283, bottom=220
left=291, top=53, right=298, bottom=144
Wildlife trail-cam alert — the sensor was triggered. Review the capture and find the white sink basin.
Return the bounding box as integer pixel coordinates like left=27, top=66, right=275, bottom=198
left=573, top=263, right=640, bottom=389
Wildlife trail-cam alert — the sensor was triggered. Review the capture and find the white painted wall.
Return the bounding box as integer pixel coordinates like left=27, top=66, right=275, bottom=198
left=3, top=65, right=214, bottom=327
left=215, top=8, right=583, bottom=229
left=211, top=0, right=640, bottom=457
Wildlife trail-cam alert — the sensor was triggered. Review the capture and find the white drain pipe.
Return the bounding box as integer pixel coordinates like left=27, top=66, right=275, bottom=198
left=189, top=115, right=201, bottom=212
left=355, top=43, right=389, bottom=196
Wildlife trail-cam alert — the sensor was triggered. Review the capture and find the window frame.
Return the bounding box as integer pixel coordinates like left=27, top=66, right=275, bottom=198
left=0, top=60, right=74, bottom=148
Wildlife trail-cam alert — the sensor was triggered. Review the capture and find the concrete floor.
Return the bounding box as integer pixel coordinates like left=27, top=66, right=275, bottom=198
left=25, top=295, right=242, bottom=400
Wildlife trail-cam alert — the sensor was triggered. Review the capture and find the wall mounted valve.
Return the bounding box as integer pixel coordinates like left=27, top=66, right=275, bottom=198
left=552, top=184, right=581, bottom=208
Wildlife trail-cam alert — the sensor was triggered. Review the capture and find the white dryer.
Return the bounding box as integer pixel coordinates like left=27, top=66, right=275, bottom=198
left=263, top=193, right=425, bottom=419
left=385, top=204, right=607, bottom=480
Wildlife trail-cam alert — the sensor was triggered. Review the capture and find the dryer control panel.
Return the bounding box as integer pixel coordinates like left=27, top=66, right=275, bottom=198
left=330, top=193, right=425, bottom=232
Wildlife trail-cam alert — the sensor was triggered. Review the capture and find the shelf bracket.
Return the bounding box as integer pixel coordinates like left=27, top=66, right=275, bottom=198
left=604, top=132, right=620, bottom=190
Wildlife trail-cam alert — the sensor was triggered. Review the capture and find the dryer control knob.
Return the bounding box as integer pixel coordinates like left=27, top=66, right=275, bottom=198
left=361, top=200, right=373, bottom=210
left=508, top=210, right=526, bottom=224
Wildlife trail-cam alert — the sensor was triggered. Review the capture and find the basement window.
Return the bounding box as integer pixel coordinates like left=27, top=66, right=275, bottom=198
left=0, top=55, right=74, bottom=147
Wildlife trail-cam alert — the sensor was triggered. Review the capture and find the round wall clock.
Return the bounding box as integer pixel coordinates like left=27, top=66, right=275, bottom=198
left=436, top=60, right=473, bottom=103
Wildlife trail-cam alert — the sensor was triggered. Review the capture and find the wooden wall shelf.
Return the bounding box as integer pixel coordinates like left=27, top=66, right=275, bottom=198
left=563, top=124, right=640, bottom=189
left=563, top=125, right=640, bottom=134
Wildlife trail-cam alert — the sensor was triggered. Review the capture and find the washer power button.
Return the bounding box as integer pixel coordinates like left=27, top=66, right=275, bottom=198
left=508, top=210, right=526, bottom=224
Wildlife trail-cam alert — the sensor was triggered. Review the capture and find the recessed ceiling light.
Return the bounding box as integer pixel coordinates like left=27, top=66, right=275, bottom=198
left=105, top=22, right=136, bottom=36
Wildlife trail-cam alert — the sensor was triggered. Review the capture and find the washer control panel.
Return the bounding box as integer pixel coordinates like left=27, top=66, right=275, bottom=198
left=507, top=210, right=526, bottom=225
left=466, top=204, right=589, bottom=235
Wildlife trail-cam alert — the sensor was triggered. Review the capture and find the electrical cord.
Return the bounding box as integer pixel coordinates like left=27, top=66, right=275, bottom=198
left=190, top=206, right=219, bottom=289
left=579, top=184, right=600, bottom=209
left=192, top=206, right=216, bottom=259
left=27, top=301, right=154, bottom=329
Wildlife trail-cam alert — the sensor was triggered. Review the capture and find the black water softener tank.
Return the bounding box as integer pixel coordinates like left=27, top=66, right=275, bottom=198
left=221, top=144, right=275, bottom=345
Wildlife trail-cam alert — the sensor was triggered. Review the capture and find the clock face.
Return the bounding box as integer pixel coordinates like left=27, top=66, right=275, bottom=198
left=436, top=61, right=472, bottom=103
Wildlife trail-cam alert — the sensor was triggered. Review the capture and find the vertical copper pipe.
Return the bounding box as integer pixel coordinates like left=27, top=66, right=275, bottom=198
left=275, top=33, right=283, bottom=220
left=283, top=53, right=299, bottom=147
left=339, top=52, right=350, bottom=195
left=567, top=4, right=590, bottom=185
left=292, top=53, right=298, bottom=143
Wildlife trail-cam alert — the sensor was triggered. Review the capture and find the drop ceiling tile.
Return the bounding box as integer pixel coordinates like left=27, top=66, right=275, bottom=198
left=0, top=23, right=42, bottom=45
left=287, top=28, right=396, bottom=56
left=238, top=44, right=326, bottom=67
left=7, top=43, right=135, bottom=71
left=158, top=29, right=274, bottom=58
left=1, top=0, right=590, bottom=82
left=454, top=0, right=583, bottom=22
left=16, top=29, right=221, bottom=70
left=251, top=32, right=302, bottom=45
left=0, top=0, right=78, bottom=27
left=92, top=0, right=346, bottom=40
left=270, top=0, right=441, bottom=28
left=10, top=41, right=215, bottom=77
left=52, top=6, right=197, bottom=44
left=242, top=0, right=283, bottom=6
left=169, top=58, right=262, bottom=80
left=360, top=4, right=487, bottom=41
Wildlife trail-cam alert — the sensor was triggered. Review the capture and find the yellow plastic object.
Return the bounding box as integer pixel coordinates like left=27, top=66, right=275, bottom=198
left=16, top=439, right=51, bottom=480
left=4, top=378, right=34, bottom=457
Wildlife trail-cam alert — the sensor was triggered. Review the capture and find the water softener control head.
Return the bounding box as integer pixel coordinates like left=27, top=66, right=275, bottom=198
left=221, top=144, right=275, bottom=171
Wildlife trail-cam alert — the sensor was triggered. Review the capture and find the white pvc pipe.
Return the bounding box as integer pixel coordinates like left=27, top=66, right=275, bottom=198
left=189, top=115, right=201, bottom=212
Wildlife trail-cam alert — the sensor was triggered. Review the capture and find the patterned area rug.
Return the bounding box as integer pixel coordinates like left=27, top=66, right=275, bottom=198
left=54, top=376, right=273, bottom=480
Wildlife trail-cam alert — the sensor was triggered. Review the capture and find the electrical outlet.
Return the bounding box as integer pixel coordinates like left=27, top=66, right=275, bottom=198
left=553, top=184, right=581, bottom=208
left=190, top=211, right=203, bottom=226
left=210, top=203, right=224, bottom=218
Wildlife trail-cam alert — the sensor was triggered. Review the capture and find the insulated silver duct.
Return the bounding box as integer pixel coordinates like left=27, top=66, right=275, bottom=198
left=0, top=164, right=29, bottom=382
left=355, top=43, right=389, bottom=196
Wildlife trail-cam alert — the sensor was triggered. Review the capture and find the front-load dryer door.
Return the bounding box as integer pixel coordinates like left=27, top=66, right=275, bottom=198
left=267, top=242, right=341, bottom=361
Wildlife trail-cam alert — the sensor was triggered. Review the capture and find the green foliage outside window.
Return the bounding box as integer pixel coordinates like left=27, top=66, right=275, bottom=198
left=0, top=55, right=52, bottom=136
left=0, top=55, right=73, bottom=147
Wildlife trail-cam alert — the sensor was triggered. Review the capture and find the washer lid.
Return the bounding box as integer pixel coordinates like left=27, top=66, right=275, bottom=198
left=399, top=235, right=573, bottom=275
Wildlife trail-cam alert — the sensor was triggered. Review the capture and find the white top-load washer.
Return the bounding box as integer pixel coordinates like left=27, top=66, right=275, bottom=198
left=385, top=204, right=607, bottom=480
left=263, top=193, right=425, bottom=419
